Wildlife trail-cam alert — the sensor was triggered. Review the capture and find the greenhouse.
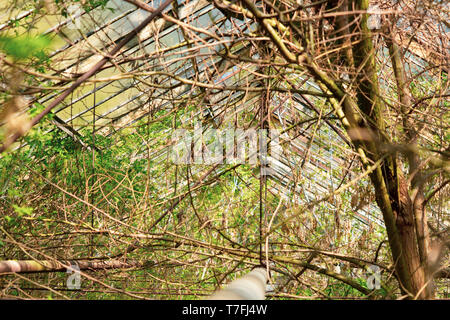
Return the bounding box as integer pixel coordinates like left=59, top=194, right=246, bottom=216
left=0, top=0, right=448, bottom=300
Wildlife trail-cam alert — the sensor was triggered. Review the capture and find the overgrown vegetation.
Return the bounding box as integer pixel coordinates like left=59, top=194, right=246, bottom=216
left=0, top=0, right=448, bottom=300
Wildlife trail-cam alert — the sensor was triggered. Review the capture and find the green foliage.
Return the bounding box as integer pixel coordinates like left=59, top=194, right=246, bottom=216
left=324, top=278, right=367, bottom=298
left=0, top=34, right=52, bottom=60
left=59, top=0, right=111, bottom=16
left=28, top=103, right=47, bottom=117
left=12, top=204, right=33, bottom=216
left=82, top=0, right=111, bottom=12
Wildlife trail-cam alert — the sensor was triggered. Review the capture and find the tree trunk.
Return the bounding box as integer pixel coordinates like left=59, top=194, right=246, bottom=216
left=328, top=0, right=433, bottom=298
left=395, top=176, right=431, bottom=298
left=349, top=0, right=433, bottom=299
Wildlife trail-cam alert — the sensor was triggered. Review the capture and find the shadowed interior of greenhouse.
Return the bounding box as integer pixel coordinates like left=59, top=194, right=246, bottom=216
left=0, top=0, right=448, bottom=300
